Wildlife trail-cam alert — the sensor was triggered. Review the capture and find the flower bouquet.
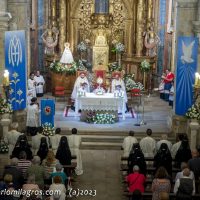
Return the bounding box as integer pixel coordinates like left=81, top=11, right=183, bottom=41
left=140, top=60, right=150, bottom=72
left=108, top=62, right=122, bottom=72
left=185, top=104, right=200, bottom=120
left=85, top=111, right=96, bottom=123
left=124, top=74, right=144, bottom=92
left=77, top=41, right=87, bottom=52
left=42, top=122, right=55, bottom=136
left=65, top=62, right=77, bottom=75
left=112, top=42, right=125, bottom=54
left=0, top=97, right=13, bottom=114
left=0, top=140, right=9, bottom=154
left=93, top=113, right=117, bottom=124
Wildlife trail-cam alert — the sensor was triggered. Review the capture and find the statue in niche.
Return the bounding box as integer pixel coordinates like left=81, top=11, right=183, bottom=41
left=41, top=27, right=59, bottom=55
left=144, top=22, right=160, bottom=57
left=95, top=0, right=109, bottom=14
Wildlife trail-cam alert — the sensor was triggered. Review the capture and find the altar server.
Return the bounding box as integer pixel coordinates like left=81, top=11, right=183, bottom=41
left=34, top=70, right=45, bottom=97
left=111, top=72, right=127, bottom=103
left=71, top=71, right=90, bottom=100
left=122, top=131, right=138, bottom=157
left=139, top=129, right=156, bottom=157
left=68, top=128, right=83, bottom=175
left=49, top=128, right=62, bottom=154
left=28, top=72, right=36, bottom=97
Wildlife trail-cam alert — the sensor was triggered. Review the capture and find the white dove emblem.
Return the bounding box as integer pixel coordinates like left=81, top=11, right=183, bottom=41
left=181, top=40, right=195, bottom=64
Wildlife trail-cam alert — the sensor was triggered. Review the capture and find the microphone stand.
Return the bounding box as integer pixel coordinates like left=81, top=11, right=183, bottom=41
left=139, top=94, right=146, bottom=125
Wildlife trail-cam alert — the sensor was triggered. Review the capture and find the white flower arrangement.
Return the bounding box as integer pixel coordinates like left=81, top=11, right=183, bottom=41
left=0, top=140, right=9, bottom=153
left=124, top=74, right=144, bottom=91
left=185, top=104, right=200, bottom=120
left=93, top=113, right=117, bottom=124
left=42, top=122, right=55, bottom=136
left=115, top=42, right=125, bottom=53
left=140, top=60, right=150, bottom=72
left=0, top=96, right=13, bottom=114
left=77, top=41, right=87, bottom=52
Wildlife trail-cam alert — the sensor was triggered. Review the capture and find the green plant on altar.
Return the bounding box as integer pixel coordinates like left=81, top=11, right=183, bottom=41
left=77, top=41, right=87, bottom=52
left=108, top=62, right=122, bottom=72
left=124, top=74, right=144, bottom=92
left=112, top=42, right=125, bottom=54
left=77, top=59, right=87, bottom=71
left=185, top=103, right=200, bottom=120
left=0, top=140, right=9, bottom=153
left=0, top=96, right=13, bottom=114
left=42, top=122, right=55, bottom=136
left=140, top=60, right=150, bottom=72
left=93, top=113, right=117, bottom=124
left=49, top=61, right=77, bottom=75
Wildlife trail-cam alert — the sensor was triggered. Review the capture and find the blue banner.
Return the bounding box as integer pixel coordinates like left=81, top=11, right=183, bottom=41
left=175, top=36, right=199, bottom=115
left=41, top=99, right=55, bottom=126
left=4, top=30, right=27, bottom=111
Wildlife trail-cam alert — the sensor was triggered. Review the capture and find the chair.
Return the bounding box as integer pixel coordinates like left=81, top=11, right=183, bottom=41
left=54, top=86, right=65, bottom=101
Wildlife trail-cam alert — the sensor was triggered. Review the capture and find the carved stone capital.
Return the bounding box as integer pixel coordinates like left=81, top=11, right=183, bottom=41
left=0, top=16, right=10, bottom=31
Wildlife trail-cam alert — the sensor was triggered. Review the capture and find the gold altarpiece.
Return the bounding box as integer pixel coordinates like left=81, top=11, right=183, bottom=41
left=46, top=0, right=158, bottom=91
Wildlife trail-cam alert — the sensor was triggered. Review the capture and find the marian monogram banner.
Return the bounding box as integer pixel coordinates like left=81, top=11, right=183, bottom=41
left=175, top=36, right=199, bottom=115
left=4, top=30, right=27, bottom=111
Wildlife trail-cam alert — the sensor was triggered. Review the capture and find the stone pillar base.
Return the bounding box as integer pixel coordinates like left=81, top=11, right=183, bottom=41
left=13, top=110, right=27, bottom=132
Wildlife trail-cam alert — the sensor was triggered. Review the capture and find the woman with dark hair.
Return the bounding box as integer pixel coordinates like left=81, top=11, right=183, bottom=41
left=154, top=143, right=172, bottom=176
left=56, top=136, right=72, bottom=165
left=175, top=139, right=192, bottom=168
left=11, top=135, right=33, bottom=160
left=37, top=137, right=49, bottom=163
left=128, top=143, right=146, bottom=175
left=151, top=167, right=171, bottom=200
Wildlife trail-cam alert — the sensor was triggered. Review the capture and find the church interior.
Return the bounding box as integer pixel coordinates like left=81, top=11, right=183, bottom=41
left=0, top=0, right=200, bottom=200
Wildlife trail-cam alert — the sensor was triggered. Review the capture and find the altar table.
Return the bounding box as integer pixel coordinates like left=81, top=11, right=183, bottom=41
left=75, top=93, right=126, bottom=120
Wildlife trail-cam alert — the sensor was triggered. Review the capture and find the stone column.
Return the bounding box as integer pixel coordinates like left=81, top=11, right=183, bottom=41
left=124, top=19, right=133, bottom=58
left=135, top=0, right=145, bottom=56
left=59, top=0, right=66, bottom=53
left=189, top=121, right=200, bottom=150
left=0, top=118, right=11, bottom=139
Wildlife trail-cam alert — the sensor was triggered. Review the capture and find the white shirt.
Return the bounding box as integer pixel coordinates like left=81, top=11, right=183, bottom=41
left=156, top=139, right=172, bottom=151
left=71, top=77, right=90, bottom=100
left=34, top=75, right=45, bottom=94
left=169, top=85, right=174, bottom=101
left=49, top=134, right=62, bottom=150
left=174, top=176, right=195, bottom=195
left=175, top=171, right=195, bottom=182
left=49, top=183, right=66, bottom=200
left=171, top=141, right=182, bottom=158
left=139, top=136, right=156, bottom=157
left=26, top=104, right=40, bottom=127
left=28, top=79, right=36, bottom=97
left=122, top=136, right=138, bottom=157
left=68, top=135, right=81, bottom=149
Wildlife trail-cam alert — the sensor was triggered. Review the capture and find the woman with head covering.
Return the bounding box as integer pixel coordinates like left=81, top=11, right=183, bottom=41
left=154, top=143, right=172, bottom=176
left=37, top=137, right=49, bottom=163
left=11, top=135, right=33, bottom=160
left=128, top=143, right=146, bottom=175
left=56, top=136, right=72, bottom=165
left=175, top=139, right=192, bottom=168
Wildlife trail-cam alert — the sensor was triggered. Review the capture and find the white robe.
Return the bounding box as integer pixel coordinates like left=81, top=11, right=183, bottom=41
left=28, top=79, right=36, bottom=97
left=171, top=141, right=182, bottom=158
left=60, top=47, right=74, bottom=64
left=31, top=133, right=44, bottom=155
left=67, top=135, right=83, bottom=175
left=26, top=104, right=40, bottom=127
left=4, top=130, right=23, bottom=155
left=156, top=139, right=172, bottom=151
left=49, top=183, right=66, bottom=200
left=139, top=136, right=156, bottom=157
left=34, top=75, right=45, bottom=95
left=49, top=134, right=62, bottom=154
left=111, top=79, right=127, bottom=102
left=122, top=136, right=138, bottom=157
left=71, top=77, right=90, bottom=100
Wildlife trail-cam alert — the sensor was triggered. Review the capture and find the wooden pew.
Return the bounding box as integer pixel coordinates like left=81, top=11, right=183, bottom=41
left=63, top=162, right=77, bottom=176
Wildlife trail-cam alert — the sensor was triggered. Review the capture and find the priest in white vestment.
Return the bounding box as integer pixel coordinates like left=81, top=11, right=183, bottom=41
left=139, top=129, right=156, bottom=157
left=122, top=131, right=138, bottom=157
left=67, top=128, right=83, bottom=175
left=34, top=71, right=45, bottom=97
left=5, top=122, right=23, bottom=156
left=71, top=72, right=90, bottom=101
left=28, top=73, right=36, bottom=97
left=49, top=128, right=62, bottom=154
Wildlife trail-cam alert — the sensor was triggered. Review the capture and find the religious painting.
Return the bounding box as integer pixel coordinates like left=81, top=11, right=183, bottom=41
left=95, top=0, right=109, bottom=14
left=175, top=36, right=199, bottom=115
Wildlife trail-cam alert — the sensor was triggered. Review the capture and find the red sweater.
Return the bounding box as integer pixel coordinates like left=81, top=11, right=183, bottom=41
left=164, top=72, right=174, bottom=84
left=126, top=172, right=146, bottom=193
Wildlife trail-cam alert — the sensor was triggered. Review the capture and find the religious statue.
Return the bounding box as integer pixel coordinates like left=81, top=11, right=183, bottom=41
left=144, top=23, right=160, bottom=57
left=41, top=28, right=59, bottom=55
left=60, top=42, right=74, bottom=64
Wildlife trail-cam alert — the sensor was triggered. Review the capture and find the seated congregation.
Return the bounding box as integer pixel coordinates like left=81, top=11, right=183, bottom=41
left=0, top=123, right=83, bottom=200
left=122, top=130, right=200, bottom=200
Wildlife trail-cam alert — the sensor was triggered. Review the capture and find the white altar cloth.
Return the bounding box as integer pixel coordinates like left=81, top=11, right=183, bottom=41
left=75, top=93, right=125, bottom=120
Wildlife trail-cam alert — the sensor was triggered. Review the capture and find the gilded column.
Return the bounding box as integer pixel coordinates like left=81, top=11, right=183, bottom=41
left=59, top=0, right=67, bottom=53
left=124, top=19, right=133, bottom=58
left=147, top=0, right=154, bottom=27
left=51, top=0, right=57, bottom=28
left=136, top=0, right=145, bottom=56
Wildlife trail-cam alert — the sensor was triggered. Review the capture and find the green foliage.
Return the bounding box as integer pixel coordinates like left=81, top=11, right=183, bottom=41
left=0, top=96, right=13, bottom=114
